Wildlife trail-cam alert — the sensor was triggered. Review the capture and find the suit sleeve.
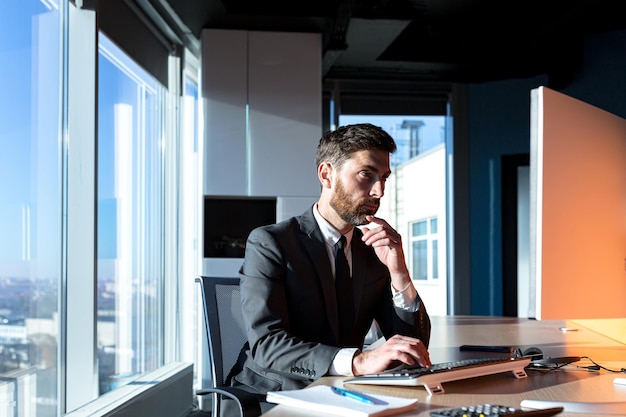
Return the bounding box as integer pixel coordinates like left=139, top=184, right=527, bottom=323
left=238, top=226, right=339, bottom=386
left=375, top=282, right=431, bottom=348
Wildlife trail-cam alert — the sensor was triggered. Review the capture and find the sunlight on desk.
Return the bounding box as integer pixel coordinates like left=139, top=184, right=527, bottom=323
left=571, top=318, right=626, bottom=345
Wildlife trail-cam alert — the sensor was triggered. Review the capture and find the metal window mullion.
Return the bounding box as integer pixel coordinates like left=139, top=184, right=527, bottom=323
left=64, top=3, right=98, bottom=413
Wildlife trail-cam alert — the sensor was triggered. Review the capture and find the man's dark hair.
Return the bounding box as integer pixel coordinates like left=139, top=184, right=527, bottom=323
left=315, top=123, right=397, bottom=169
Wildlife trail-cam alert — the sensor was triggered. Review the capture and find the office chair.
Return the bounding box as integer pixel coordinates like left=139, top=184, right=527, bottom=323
left=195, top=276, right=262, bottom=417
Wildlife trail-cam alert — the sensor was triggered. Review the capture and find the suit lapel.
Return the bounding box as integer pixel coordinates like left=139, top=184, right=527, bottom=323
left=298, top=208, right=340, bottom=339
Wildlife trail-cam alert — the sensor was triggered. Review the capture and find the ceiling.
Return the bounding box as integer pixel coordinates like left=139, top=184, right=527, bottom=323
left=148, top=0, right=626, bottom=86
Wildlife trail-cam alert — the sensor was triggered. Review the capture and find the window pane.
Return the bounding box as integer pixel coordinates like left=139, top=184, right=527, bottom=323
left=97, top=34, right=165, bottom=394
left=432, top=240, right=439, bottom=279
left=0, top=2, right=60, bottom=416
left=412, top=240, right=428, bottom=280
left=430, top=218, right=438, bottom=234
left=412, top=221, right=427, bottom=236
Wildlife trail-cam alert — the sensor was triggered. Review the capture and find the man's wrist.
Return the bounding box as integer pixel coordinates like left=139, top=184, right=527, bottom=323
left=393, top=281, right=412, bottom=293
left=330, top=347, right=361, bottom=376
left=352, top=349, right=370, bottom=376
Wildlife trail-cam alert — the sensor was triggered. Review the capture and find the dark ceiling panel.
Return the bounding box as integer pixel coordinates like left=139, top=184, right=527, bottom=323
left=218, top=0, right=339, bottom=16
left=151, top=0, right=626, bottom=85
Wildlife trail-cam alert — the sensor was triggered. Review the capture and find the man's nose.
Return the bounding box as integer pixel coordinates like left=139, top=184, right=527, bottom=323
left=370, top=180, right=384, bottom=198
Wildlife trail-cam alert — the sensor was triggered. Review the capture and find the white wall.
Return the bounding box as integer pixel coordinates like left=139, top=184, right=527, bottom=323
left=378, top=144, right=448, bottom=316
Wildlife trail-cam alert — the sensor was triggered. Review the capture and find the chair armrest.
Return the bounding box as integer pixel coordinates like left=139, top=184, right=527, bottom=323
left=197, top=386, right=262, bottom=417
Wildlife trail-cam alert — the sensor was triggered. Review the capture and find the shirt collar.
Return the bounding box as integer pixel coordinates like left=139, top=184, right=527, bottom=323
left=313, top=204, right=354, bottom=248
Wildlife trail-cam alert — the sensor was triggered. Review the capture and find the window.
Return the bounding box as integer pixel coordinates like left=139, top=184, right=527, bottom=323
left=97, top=33, right=166, bottom=394
left=0, top=1, right=60, bottom=416
left=411, top=217, right=439, bottom=281
left=1, top=1, right=193, bottom=414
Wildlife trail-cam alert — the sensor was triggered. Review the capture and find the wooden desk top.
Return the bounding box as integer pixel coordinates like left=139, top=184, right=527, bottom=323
left=262, top=316, right=626, bottom=417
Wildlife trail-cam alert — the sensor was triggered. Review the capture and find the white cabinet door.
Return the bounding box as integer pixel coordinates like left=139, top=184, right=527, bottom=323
left=202, top=29, right=321, bottom=197
left=247, top=31, right=321, bottom=197
left=202, top=29, right=248, bottom=195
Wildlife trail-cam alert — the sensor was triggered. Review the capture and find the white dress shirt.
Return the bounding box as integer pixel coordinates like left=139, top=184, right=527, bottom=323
left=312, top=204, right=418, bottom=376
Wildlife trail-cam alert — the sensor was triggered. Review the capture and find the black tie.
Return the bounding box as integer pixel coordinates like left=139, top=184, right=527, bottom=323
left=335, top=235, right=354, bottom=346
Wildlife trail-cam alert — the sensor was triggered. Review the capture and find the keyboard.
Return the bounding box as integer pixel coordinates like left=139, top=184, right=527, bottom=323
left=345, top=356, right=531, bottom=395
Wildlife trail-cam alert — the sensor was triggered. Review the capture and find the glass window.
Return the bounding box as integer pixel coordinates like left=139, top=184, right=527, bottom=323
left=432, top=239, right=439, bottom=279
left=338, top=114, right=447, bottom=314
left=430, top=218, right=438, bottom=234
left=410, top=216, right=439, bottom=282
left=412, top=240, right=428, bottom=280
left=97, top=33, right=166, bottom=394
left=413, top=220, right=428, bottom=236
left=1, top=1, right=196, bottom=414
left=0, top=1, right=60, bottom=416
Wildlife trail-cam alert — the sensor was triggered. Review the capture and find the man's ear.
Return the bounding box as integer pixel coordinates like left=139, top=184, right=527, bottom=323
left=318, top=162, right=333, bottom=188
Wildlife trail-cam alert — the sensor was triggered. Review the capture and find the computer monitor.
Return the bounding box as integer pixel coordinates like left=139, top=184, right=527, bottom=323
left=529, top=86, right=626, bottom=319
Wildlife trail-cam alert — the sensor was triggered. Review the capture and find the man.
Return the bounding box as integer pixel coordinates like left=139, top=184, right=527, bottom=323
left=229, top=123, right=431, bottom=409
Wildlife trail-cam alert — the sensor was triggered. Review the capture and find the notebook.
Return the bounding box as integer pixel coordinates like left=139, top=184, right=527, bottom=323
left=266, top=385, right=418, bottom=417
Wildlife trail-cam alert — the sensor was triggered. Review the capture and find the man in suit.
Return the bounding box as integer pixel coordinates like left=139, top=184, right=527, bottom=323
left=229, top=123, right=431, bottom=410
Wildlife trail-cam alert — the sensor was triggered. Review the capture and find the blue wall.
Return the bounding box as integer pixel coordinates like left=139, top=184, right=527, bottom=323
left=466, top=30, right=626, bottom=315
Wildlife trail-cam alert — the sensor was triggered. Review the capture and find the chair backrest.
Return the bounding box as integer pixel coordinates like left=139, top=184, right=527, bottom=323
left=196, top=276, right=247, bottom=390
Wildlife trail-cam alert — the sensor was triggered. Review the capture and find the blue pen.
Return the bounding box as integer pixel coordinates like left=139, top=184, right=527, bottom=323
left=331, top=386, right=375, bottom=405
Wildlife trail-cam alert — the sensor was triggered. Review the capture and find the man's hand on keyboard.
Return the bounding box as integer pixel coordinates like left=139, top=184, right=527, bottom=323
left=352, top=334, right=431, bottom=376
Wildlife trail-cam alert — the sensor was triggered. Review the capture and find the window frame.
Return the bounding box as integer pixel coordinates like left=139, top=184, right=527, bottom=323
left=409, top=216, right=440, bottom=282
left=64, top=2, right=191, bottom=414
left=64, top=3, right=98, bottom=411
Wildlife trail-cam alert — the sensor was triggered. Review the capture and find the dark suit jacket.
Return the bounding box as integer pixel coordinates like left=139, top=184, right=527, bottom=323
left=231, top=205, right=431, bottom=395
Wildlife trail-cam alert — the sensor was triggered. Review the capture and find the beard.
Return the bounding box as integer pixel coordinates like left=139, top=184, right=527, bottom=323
left=330, top=178, right=380, bottom=226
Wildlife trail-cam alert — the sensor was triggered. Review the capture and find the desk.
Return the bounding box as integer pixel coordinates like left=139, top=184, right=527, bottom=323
left=262, top=316, right=626, bottom=416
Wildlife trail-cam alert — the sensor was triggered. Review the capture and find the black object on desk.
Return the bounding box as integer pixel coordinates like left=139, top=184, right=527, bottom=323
left=459, top=345, right=516, bottom=354
left=430, top=403, right=564, bottom=417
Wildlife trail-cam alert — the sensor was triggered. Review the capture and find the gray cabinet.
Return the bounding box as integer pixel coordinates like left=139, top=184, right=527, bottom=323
left=201, top=29, right=321, bottom=197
